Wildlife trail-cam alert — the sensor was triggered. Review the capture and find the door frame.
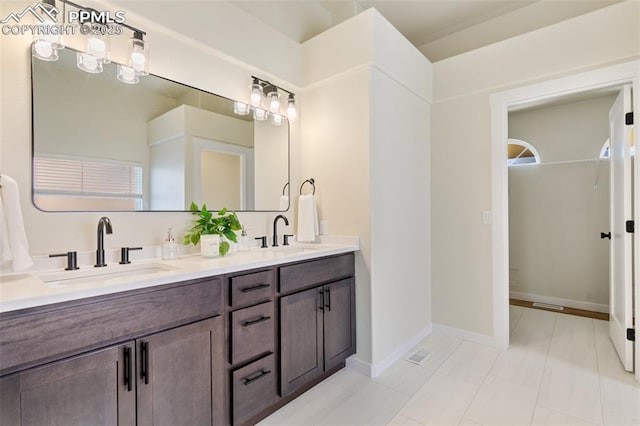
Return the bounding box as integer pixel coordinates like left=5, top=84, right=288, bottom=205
left=490, top=60, right=640, bottom=380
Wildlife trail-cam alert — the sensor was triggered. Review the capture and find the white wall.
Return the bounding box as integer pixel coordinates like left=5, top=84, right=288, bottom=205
left=431, top=0, right=639, bottom=338
left=0, top=0, right=298, bottom=256
left=302, top=9, right=432, bottom=370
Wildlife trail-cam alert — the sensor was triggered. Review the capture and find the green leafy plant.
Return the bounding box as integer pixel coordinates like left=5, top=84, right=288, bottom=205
left=184, top=203, right=242, bottom=256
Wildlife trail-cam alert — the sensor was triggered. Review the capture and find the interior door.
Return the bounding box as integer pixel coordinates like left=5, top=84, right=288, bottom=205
left=609, top=84, right=634, bottom=372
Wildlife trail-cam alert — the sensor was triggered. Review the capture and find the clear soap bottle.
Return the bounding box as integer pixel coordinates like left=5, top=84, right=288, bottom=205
left=162, top=228, right=179, bottom=259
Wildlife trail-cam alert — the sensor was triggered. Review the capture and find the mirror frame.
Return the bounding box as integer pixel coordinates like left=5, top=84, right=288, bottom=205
left=30, top=46, right=290, bottom=213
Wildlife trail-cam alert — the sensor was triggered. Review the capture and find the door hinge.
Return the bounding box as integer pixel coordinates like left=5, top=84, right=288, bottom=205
left=627, top=328, right=635, bottom=342
left=626, top=112, right=634, bottom=125
left=626, top=220, right=634, bottom=233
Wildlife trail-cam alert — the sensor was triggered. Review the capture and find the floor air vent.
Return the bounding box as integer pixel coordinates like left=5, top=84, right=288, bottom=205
left=405, top=347, right=432, bottom=366
left=532, top=302, right=564, bottom=311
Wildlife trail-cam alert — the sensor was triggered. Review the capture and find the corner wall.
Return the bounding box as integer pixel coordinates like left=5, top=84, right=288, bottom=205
left=431, top=0, right=639, bottom=338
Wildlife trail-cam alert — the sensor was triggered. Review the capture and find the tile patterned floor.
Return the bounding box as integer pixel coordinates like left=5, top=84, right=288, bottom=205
left=258, top=306, right=640, bottom=426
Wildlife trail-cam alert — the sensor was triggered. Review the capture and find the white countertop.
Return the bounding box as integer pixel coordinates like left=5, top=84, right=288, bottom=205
left=0, top=239, right=359, bottom=314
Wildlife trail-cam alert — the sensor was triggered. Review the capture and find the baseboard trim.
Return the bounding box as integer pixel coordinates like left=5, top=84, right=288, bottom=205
left=432, top=323, right=497, bottom=348
left=346, top=323, right=433, bottom=378
left=509, top=291, right=609, bottom=314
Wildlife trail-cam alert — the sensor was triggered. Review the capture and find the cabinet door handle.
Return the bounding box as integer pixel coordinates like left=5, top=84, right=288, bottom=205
left=243, top=369, right=271, bottom=386
left=241, top=283, right=270, bottom=293
left=318, top=289, right=324, bottom=311
left=242, top=316, right=271, bottom=327
left=140, top=341, right=149, bottom=385
left=325, top=287, right=331, bottom=311
left=123, top=346, right=132, bottom=392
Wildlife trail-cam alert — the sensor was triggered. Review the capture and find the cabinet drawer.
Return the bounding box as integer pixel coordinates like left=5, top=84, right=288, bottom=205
left=0, top=277, right=222, bottom=376
left=279, top=253, right=354, bottom=294
left=232, top=354, right=277, bottom=426
left=230, top=302, right=274, bottom=365
left=229, top=270, right=273, bottom=308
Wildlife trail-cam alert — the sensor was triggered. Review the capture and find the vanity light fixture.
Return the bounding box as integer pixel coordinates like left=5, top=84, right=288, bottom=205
left=31, top=0, right=149, bottom=84
left=238, top=76, right=298, bottom=125
left=32, top=0, right=64, bottom=61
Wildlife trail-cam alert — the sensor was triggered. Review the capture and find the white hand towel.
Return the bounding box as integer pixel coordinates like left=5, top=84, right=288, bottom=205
left=0, top=174, right=33, bottom=272
left=279, top=195, right=289, bottom=211
left=297, top=194, right=318, bottom=242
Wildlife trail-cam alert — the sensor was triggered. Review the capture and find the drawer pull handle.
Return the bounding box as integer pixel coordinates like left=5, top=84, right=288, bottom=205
left=140, top=341, right=149, bottom=385
left=123, top=346, right=132, bottom=392
left=242, top=316, right=271, bottom=327
left=318, top=289, right=324, bottom=311
left=243, top=369, right=271, bottom=386
left=325, top=287, right=331, bottom=311
left=241, top=283, right=270, bottom=293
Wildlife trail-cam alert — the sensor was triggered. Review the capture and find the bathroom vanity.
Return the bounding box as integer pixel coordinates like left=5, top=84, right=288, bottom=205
left=0, top=244, right=357, bottom=426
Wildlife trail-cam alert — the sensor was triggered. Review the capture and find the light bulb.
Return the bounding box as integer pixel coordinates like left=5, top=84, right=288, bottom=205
left=253, top=108, right=268, bottom=121
left=272, top=114, right=283, bottom=126
left=250, top=83, right=263, bottom=107
left=128, top=34, right=149, bottom=75
left=269, top=91, right=280, bottom=113
left=88, top=37, right=106, bottom=55
left=287, top=95, right=297, bottom=121
left=77, top=52, right=103, bottom=73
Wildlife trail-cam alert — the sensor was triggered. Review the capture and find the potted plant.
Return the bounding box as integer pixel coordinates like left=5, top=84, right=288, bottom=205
left=184, top=203, right=242, bottom=257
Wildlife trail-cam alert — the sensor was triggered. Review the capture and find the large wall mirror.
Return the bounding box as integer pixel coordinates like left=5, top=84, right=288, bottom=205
left=31, top=47, right=289, bottom=212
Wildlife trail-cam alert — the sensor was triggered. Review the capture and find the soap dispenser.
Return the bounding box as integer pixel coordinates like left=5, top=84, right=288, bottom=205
left=161, top=228, right=179, bottom=259
left=239, top=227, right=251, bottom=251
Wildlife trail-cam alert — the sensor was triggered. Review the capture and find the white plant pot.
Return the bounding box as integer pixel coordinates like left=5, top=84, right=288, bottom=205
left=200, top=234, right=220, bottom=258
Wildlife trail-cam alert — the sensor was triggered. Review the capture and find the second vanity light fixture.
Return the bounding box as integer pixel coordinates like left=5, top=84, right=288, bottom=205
left=234, top=76, right=297, bottom=126
left=31, top=0, right=149, bottom=85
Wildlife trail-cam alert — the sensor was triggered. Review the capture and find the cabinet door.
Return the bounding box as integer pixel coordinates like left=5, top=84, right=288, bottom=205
left=0, top=343, right=135, bottom=426
left=280, top=287, right=324, bottom=396
left=323, top=278, right=356, bottom=371
left=136, top=316, right=224, bottom=426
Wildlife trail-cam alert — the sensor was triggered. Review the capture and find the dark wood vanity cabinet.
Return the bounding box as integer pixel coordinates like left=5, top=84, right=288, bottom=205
left=0, top=277, right=224, bottom=426
left=0, top=252, right=356, bottom=426
left=279, top=254, right=356, bottom=396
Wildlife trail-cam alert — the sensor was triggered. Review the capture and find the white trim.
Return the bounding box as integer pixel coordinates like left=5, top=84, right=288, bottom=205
left=432, top=323, right=497, bottom=348
left=509, top=291, right=609, bottom=314
left=346, top=323, right=433, bottom=378
left=490, top=60, right=640, bottom=376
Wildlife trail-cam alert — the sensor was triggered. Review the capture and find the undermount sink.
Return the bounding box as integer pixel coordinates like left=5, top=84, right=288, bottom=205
left=40, top=263, right=178, bottom=288
left=267, top=244, right=325, bottom=255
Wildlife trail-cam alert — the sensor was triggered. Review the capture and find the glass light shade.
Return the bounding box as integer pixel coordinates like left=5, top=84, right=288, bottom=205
left=76, top=52, right=103, bottom=73
left=128, top=35, right=149, bottom=76
left=250, top=82, right=263, bottom=108
left=287, top=96, right=297, bottom=121
left=32, top=18, right=63, bottom=61
left=117, top=64, right=139, bottom=84
left=268, top=91, right=280, bottom=113
left=271, top=113, right=283, bottom=126
left=234, top=101, right=250, bottom=115
left=253, top=108, right=268, bottom=121
left=86, top=31, right=110, bottom=63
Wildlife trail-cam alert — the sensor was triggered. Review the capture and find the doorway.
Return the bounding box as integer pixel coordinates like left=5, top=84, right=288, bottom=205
left=490, top=60, right=639, bottom=381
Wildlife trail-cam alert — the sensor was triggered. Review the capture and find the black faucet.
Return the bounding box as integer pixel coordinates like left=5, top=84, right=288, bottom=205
left=272, top=215, right=289, bottom=247
left=95, top=216, right=113, bottom=267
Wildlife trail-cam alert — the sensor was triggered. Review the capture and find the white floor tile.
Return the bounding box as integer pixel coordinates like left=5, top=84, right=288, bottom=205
left=510, top=308, right=556, bottom=352
left=417, top=332, right=463, bottom=360
left=531, top=405, right=597, bottom=426
left=374, top=352, right=445, bottom=397
left=325, top=367, right=373, bottom=394
left=546, top=314, right=598, bottom=372
left=256, top=380, right=352, bottom=426
left=510, top=305, right=525, bottom=333
left=458, top=419, right=481, bottom=426
left=602, top=409, right=640, bottom=426
left=490, top=344, right=546, bottom=386
left=386, top=414, right=424, bottom=426
left=399, top=372, right=479, bottom=426
left=317, top=381, right=409, bottom=426
left=599, top=376, right=640, bottom=422
left=464, top=374, right=538, bottom=425
left=437, top=341, right=499, bottom=385
left=537, top=364, right=604, bottom=425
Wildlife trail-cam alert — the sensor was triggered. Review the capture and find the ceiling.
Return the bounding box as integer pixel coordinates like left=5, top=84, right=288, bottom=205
left=232, top=0, right=623, bottom=62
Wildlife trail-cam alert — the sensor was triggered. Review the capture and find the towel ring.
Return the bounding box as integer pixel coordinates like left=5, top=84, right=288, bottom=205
left=299, top=178, right=315, bottom=195
left=282, top=182, right=289, bottom=196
